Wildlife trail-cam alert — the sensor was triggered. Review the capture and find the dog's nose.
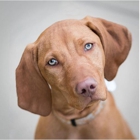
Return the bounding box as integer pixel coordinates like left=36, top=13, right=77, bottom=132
left=76, top=78, right=97, bottom=97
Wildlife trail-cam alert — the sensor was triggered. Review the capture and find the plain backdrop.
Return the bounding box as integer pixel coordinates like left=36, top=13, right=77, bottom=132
left=0, top=1, right=139, bottom=139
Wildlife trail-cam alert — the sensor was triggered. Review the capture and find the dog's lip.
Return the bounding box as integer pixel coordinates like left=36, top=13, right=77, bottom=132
left=68, top=96, right=91, bottom=111
left=69, top=89, right=101, bottom=111
left=80, top=91, right=105, bottom=111
left=77, top=96, right=99, bottom=112
left=74, top=100, right=100, bottom=118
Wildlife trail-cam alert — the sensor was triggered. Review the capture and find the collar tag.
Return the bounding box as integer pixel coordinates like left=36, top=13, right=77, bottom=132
left=71, top=119, right=77, bottom=127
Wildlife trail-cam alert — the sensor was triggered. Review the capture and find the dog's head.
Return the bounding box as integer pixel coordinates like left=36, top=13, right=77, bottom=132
left=16, top=16, right=131, bottom=116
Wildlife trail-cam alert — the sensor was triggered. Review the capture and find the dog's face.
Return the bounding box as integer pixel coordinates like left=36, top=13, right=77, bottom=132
left=37, top=20, right=107, bottom=110
left=16, top=16, right=131, bottom=116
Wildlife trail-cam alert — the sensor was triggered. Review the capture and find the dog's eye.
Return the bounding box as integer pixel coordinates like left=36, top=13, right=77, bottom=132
left=48, top=58, right=58, bottom=66
left=84, top=43, right=93, bottom=51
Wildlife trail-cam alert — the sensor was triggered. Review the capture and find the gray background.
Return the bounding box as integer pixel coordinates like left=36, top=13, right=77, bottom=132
left=0, top=1, right=139, bottom=139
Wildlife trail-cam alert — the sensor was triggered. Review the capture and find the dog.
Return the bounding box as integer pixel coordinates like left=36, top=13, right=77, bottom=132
left=16, top=16, right=134, bottom=139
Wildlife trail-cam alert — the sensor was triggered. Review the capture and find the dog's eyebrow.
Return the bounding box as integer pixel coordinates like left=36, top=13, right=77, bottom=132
left=76, top=38, right=93, bottom=46
left=76, top=38, right=84, bottom=46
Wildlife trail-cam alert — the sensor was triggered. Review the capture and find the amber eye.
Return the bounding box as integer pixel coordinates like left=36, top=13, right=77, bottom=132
left=48, top=58, right=58, bottom=66
left=84, top=43, right=93, bottom=51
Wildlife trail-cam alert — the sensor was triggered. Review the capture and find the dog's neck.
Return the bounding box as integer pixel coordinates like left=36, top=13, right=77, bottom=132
left=53, top=100, right=106, bottom=126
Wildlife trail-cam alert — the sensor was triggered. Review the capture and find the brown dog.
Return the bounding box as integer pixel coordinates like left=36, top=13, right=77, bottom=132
left=16, top=16, right=134, bottom=139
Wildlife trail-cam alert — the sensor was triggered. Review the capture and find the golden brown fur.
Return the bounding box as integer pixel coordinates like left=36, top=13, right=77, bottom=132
left=16, top=16, right=134, bottom=139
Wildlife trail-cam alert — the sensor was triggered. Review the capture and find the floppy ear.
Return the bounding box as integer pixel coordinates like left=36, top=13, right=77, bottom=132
left=81, top=16, right=132, bottom=81
left=16, top=43, right=51, bottom=116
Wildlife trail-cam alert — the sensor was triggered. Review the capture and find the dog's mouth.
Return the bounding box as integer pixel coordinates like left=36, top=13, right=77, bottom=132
left=69, top=94, right=99, bottom=112
left=72, top=88, right=105, bottom=110
left=55, top=98, right=101, bottom=121
left=81, top=100, right=100, bottom=112
left=64, top=99, right=101, bottom=120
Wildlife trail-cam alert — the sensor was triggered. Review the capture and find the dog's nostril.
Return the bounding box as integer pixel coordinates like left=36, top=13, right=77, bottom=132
left=81, top=89, right=86, bottom=94
left=90, top=85, right=95, bottom=89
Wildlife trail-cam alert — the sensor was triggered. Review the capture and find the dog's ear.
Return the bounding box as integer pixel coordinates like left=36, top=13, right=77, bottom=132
left=81, top=16, right=132, bottom=81
left=16, top=43, right=51, bottom=116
